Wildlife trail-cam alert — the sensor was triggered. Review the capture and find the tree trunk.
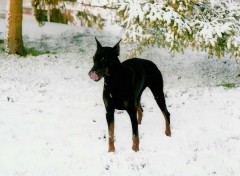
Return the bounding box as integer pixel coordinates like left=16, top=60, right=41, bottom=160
left=6, top=0, right=25, bottom=55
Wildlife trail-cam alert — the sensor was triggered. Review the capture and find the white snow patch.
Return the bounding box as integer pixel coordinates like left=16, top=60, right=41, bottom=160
left=0, top=14, right=240, bottom=176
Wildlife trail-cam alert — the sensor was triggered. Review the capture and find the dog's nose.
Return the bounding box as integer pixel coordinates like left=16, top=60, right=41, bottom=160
left=89, top=71, right=99, bottom=81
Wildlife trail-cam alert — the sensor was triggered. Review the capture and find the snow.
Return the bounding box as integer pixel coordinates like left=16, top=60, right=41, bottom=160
left=1, top=13, right=240, bottom=176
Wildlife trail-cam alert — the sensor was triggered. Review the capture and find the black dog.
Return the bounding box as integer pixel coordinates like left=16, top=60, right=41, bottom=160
left=89, top=38, right=171, bottom=152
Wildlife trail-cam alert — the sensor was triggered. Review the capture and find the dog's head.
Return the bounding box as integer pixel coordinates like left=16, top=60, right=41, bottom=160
left=89, top=37, right=121, bottom=81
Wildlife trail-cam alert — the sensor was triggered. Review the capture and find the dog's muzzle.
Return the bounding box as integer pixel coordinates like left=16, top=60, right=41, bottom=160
left=88, top=71, right=101, bottom=81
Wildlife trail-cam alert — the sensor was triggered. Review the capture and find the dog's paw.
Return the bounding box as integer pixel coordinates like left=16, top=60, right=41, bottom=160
left=132, top=138, right=140, bottom=152
left=165, top=130, right=171, bottom=137
left=108, top=144, right=115, bottom=152
left=132, top=146, right=139, bottom=152
left=108, top=148, right=115, bottom=152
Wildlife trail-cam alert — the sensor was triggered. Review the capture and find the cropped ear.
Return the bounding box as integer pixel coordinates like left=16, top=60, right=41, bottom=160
left=95, top=37, right=102, bottom=48
left=113, top=39, right=122, bottom=56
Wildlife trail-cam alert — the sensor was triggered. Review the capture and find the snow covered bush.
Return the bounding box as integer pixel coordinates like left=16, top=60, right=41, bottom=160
left=114, top=0, right=240, bottom=59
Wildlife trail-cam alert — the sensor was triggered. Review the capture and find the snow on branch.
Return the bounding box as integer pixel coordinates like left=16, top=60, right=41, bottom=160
left=114, top=0, right=240, bottom=59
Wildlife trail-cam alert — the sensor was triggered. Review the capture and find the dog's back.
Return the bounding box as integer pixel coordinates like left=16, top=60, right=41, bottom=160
left=122, top=58, right=164, bottom=91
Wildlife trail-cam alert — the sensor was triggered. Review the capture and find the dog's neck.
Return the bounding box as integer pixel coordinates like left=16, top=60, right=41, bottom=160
left=109, top=56, right=122, bottom=70
left=106, top=56, right=125, bottom=80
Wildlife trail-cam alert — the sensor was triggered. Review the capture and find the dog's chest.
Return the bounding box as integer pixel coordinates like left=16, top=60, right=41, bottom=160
left=105, top=78, right=133, bottom=100
left=108, top=84, right=131, bottom=99
left=107, top=91, right=131, bottom=110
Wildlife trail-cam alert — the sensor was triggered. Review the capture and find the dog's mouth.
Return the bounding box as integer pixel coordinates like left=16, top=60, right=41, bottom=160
left=89, top=72, right=102, bottom=81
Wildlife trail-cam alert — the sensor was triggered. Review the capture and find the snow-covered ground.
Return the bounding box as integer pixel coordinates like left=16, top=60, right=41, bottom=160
left=0, top=14, right=240, bottom=176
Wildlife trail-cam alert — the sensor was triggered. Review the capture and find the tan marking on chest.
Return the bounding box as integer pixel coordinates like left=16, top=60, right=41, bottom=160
left=123, top=101, right=129, bottom=108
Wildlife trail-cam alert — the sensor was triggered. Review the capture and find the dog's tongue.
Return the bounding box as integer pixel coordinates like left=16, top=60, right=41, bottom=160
left=89, top=72, right=99, bottom=81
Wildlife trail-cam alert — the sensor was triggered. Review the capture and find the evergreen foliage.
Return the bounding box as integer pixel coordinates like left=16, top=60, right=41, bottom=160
left=115, top=0, right=240, bottom=59
left=77, top=11, right=104, bottom=29
left=31, top=0, right=65, bottom=24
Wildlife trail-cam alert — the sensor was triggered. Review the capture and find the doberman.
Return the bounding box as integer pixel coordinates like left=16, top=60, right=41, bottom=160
left=89, top=38, right=171, bottom=152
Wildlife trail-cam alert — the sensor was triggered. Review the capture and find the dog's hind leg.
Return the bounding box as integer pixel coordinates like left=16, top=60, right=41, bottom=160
left=136, top=102, right=143, bottom=125
left=136, top=92, right=144, bottom=125
left=148, top=81, right=171, bottom=137
left=155, top=92, right=171, bottom=137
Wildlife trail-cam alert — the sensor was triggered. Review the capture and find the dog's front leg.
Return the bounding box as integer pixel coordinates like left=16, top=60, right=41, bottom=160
left=106, top=108, right=115, bottom=152
left=103, top=89, right=115, bottom=152
left=127, top=108, right=139, bottom=152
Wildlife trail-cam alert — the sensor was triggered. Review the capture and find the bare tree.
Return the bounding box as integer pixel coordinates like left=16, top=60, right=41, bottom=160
left=6, top=0, right=25, bottom=55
